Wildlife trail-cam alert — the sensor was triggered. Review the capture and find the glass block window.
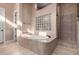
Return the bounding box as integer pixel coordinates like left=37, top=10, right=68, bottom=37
left=35, top=13, right=51, bottom=31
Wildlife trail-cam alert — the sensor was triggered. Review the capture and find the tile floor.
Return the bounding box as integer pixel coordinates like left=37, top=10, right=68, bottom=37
left=0, top=39, right=78, bottom=55
left=52, top=39, right=78, bottom=55
left=0, top=42, right=37, bottom=55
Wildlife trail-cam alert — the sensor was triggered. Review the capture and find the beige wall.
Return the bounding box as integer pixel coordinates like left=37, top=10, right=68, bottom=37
left=18, top=3, right=57, bottom=41
left=0, top=3, right=57, bottom=42
left=0, top=3, right=15, bottom=41
left=32, top=4, right=57, bottom=39
left=21, top=4, right=33, bottom=33
left=60, top=4, right=76, bottom=15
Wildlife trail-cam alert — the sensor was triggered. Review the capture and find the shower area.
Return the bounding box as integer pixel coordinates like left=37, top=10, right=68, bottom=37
left=60, top=4, right=77, bottom=47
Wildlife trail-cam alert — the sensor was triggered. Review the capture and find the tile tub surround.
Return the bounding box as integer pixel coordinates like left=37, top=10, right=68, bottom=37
left=18, top=36, right=58, bottom=55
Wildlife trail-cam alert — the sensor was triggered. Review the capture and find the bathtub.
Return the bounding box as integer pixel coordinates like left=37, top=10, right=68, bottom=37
left=18, top=34, right=58, bottom=55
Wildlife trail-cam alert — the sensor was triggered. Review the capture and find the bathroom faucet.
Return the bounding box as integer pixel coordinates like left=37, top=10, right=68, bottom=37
left=46, top=35, right=51, bottom=38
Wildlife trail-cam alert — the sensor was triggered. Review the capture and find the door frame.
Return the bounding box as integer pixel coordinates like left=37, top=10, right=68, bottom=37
left=13, top=10, right=18, bottom=41
left=0, top=8, right=5, bottom=43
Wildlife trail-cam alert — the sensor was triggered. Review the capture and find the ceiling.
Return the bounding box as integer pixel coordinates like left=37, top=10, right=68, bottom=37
left=37, top=3, right=51, bottom=10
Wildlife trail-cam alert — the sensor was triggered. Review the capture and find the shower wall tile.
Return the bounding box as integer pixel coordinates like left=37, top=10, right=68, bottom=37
left=60, top=13, right=76, bottom=44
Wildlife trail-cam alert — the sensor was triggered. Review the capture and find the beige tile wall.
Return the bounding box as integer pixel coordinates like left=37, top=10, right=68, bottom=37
left=0, top=3, right=15, bottom=41
left=21, top=3, right=33, bottom=33
left=32, top=4, right=57, bottom=39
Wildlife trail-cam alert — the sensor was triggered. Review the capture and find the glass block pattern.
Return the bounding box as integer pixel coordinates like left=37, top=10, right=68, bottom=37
left=35, top=13, right=51, bottom=31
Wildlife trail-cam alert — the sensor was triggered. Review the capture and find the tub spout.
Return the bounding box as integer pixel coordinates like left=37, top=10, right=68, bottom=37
left=46, top=35, right=51, bottom=38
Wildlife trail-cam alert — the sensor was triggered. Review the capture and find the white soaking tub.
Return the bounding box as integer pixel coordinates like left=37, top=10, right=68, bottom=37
left=18, top=34, right=58, bottom=55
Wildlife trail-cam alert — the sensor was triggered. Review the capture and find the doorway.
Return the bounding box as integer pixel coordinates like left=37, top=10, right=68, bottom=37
left=0, top=8, right=5, bottom=43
